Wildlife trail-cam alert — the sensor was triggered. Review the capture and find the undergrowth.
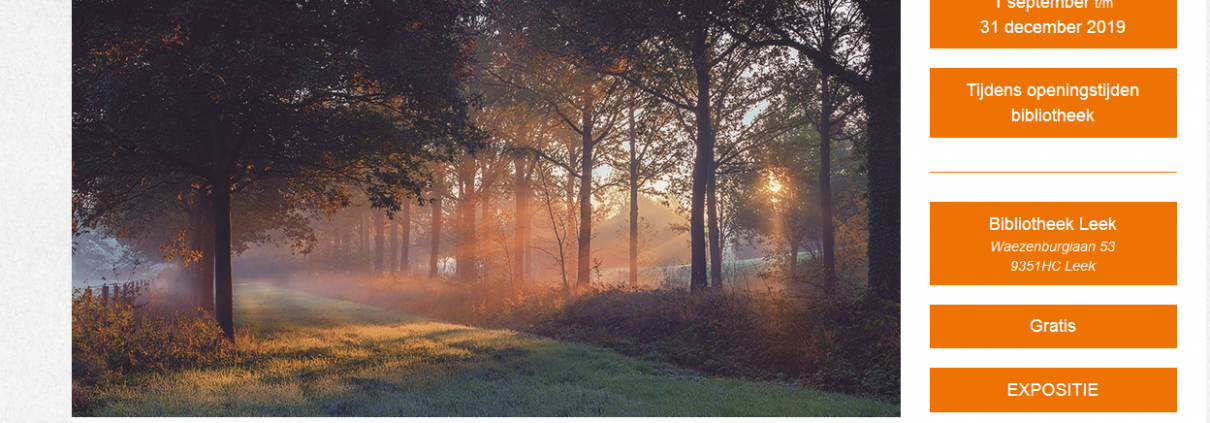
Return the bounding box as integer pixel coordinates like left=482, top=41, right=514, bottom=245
left=72, top=286, right=257, bottom=415
left=271, top=272, right=899, bottom=402
left=87, top=283, right=897, bottom=416
left=485, top=286, right=900, bottom=402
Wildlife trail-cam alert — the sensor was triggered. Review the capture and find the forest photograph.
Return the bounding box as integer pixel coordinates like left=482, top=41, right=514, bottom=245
left=72, top=0, right=900, bottom=416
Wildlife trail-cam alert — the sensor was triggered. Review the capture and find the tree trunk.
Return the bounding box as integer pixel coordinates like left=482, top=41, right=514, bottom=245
left=212, top=178, right=234, bottom=339
left=456, top=195, right=476, bottom=287
left=859, top=0, right=900, bottom=301
left=689, top=31, right=712, bottom=292
left=628, top=107, right=639, bottom=287
left=577, top=95, right=594, bottom=290
left=455, top=197, right=467, bottom=284
left=707, top=159, right=722, bottom=289
left=333, top=215, right=342, bottom=263
left=788, top=234, right=799, bottom=281
left=480, top=192, right=492, bottom=285
left=189, top=187, right=214, bottom=313
left=456, top=160, right=477, bottom=287
left=401, top=200, right=411, bottom=273
left=566, top=157, right=577, bottom=288
left=429, top=197, right=442, bottom=279
left=523, top=188, right=532, bottom=281
left=513, top=159, right=529, bottom=285
left=358, top=210, right=367, bottom=258
left=373, top=208, right=385, bottom=275
left=388, top=210, right=397, bottom=275
left=188, top=194, right=203, bottom=309
left=819, top=75, right=838, bottom=295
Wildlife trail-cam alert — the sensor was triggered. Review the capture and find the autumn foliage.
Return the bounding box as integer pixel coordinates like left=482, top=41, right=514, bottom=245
left=71, top=287, right=254, bottom=414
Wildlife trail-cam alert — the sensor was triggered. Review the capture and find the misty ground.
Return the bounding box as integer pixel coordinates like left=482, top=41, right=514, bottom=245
left=86, top=281, right=897, bottom=417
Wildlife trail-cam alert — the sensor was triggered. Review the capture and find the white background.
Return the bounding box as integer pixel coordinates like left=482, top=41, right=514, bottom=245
left=1, top=1, right=1206, bottom=422
left=901, top=0, right=1208, bottom=421
left=0, top=0, right=72, bottom=421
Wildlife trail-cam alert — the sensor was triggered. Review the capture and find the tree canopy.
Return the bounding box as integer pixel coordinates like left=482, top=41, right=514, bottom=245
left=73, top=0, right=483, bottom=336
left=73, top=0, right=898, bottom=337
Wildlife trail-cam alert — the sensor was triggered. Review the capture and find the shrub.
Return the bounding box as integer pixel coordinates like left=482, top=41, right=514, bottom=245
left=72, top=286, right=253, bottom=414
left=493, top=286, right=899, bottom=402
left=485, top=288, right=568, bottom=329
left=796, top=293, right=900, bottom=400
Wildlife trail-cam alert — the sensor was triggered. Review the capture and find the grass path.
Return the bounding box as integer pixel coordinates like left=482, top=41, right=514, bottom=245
left=92, top=281, right=898, bottom=417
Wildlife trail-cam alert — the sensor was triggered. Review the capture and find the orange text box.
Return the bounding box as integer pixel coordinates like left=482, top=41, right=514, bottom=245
left=930, top=202, right=1175, bottom=285
left=931, top=368, right=1176, bottom=412
left=931, top=0, right=1176, bottom=48
left=931, top=304, right=1176, bottom=348
left=931, top=68, right=1176, bottom=138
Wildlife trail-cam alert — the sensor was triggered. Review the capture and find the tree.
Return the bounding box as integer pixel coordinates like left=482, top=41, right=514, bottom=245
left=483, top=17, right=627, bottom=290
left=718, top=0, right=899, bottom=301
left=74, top=0, right=479, bottom=337
left=538, top=0, right=757, bottom=291
left=74, top=170, right=327, bottom=311
left=767, top=52, right=863, bottom=294
left=429, top=183, right=447, bottom=279
left=438, top=71, right=509, bottom=291
left=604, top=96, right=687, bottom=286
left=775, top=0, right=864, bottom=295
left=698, top=46, right=796, bottom=288
left=765, top=129, right=822, bottom=281
left=399, top=200, right=412, bottom=274
left=532, top=160, right=577, bottom=290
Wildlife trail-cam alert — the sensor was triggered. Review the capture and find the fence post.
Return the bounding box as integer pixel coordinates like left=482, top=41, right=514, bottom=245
left=101, top=284, right=109, bottom=306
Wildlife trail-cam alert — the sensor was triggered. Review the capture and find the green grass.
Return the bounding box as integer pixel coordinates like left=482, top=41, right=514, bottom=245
left=89, top=281, right=898, bottom=417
